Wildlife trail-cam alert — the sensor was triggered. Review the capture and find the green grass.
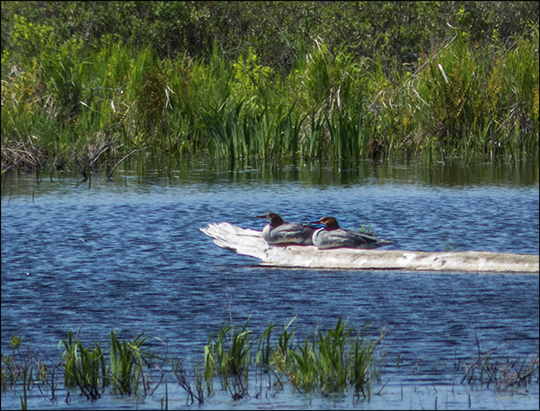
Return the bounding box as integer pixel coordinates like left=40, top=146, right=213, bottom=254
left=109, top=330, right=152, bottom=396
left=2, top=22, right=538, bottom=174
left=56, top=327, right=163, bottom=399
left=283, top=317, right=386, bottom=397
left=203, top=316, right=386, bottom=398
left=59, top=330, right=106, bottom=400
left=204, top=317, right=253, bottom=399
left=2, top=318, right=539, bottom=406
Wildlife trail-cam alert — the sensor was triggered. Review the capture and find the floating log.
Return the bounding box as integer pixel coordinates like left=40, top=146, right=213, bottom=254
left=201, top=223, right=539, bottom=274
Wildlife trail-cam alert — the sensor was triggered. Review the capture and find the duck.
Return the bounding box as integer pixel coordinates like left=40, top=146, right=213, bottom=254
left=311, top=216, right=393, bottom=249
left=256, top=213, right=316, bottom=245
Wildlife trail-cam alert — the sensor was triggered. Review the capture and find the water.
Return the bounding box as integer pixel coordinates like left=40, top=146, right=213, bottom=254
left=1, top=160, right=539, bottom=409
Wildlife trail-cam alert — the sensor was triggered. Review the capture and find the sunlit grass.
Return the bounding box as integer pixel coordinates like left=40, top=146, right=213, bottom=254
left=280, top=317, right=386, bottom=398
left=2, top=27, right=537, bottom=174
left=204, top=316, right=386, bottom=399
left=55, top=327, right=164, bottom=399
left=2, top=318, right=538, bottom=406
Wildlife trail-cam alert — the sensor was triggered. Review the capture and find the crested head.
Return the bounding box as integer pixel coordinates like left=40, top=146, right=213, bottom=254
left=318, top=216, right=340, bottom=230
left=256, top=212, right=285, bottom=227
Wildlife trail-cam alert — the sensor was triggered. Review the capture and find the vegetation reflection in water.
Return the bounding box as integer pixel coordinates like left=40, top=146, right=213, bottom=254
left=1, top=155, right=539, bottom=202
left=2, top=316, right=538, bottom=408
left=136, top=155, right=539, bottom=188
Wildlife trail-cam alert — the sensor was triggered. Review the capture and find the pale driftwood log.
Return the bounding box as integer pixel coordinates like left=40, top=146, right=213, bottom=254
left=200, top=223, right=539, bottom=273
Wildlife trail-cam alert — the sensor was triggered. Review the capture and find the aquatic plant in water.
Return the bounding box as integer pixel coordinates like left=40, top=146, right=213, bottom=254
left=57, top=328, right=161, bottom=399
left=204, top=318, right=253, bottom=399
left=457, top=331, right=540, bottom=391
left=59, top=330, right=107, bottom=400
left=2, top=318, right=538, bottom=408
left=284, top=317, right=386, bottom=398
left=203, top=316, right=386, bottom=399
left=109, top=330, right=159, bottom=396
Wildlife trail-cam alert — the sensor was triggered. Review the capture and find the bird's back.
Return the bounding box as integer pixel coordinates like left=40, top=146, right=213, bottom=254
left=314, top=227, right=391, bottom=249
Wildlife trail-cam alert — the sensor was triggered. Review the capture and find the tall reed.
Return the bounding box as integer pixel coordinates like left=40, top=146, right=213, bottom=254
left=109, top=330, right=154, bottom=396
left=59, top=330, right=107, bottom=400
left=285, top=317, right=386, bottom=397
left=3, top=26, right=537, bottom=172
left=204, top=318, right=252, bottom=398
left=202, top=316, right=386, bottom=398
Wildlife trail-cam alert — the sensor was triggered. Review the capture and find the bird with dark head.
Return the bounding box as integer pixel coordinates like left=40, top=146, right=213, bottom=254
left=256, top=213, right=315, bottom=245
left=311, top=216, right=392, bottom=249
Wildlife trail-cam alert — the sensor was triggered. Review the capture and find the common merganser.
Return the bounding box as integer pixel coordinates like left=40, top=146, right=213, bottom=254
left=256, top=213, right=315, bottom=245
left=311, top=216, right=393, bottom=249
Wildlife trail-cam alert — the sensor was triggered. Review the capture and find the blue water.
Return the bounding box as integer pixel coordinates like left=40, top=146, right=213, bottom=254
left=1, top=162, right=539, bottom=409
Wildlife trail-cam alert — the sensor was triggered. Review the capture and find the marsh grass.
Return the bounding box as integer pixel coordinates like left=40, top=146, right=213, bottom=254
left=109, top=330, right=148, bottom=396
left=1, top=336, right=25, bottom=393
left=457, top=331, right=540, bottom=391
left=2, top=321, right=538, bottom=407
left=284, top=317, right=386, bottom=398
left=56, top=328, right=163, bottom=400
left=203, top=316, right=386, bottom=399
left=1, top=335, right=51, bottom=399
left=2, top=24, right=537, bottom=173
left=204, top=317, right=253, bottom=399
left=59, top=330, right=106, bottom=400
left=173, top=358, right=209, bottom=405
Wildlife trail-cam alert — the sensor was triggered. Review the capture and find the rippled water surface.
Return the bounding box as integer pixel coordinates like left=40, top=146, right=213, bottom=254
left=2, top=160, right=539, bottom=409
